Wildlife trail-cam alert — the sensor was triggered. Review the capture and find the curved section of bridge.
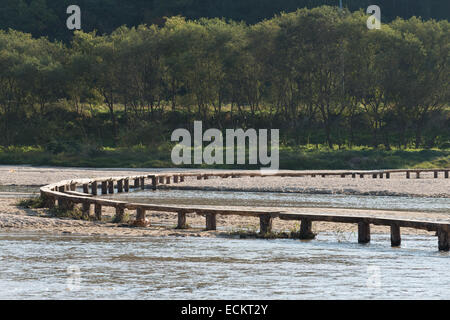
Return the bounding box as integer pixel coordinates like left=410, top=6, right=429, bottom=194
left=39, top=169, right=450, bottom=251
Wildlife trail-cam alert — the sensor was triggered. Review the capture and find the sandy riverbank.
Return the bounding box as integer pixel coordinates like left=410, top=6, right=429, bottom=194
left=0, top=166, right=448, bottom=238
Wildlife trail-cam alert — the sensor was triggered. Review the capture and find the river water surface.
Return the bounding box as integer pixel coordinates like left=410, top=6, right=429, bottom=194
left=0, top=231, right=449, bottom=299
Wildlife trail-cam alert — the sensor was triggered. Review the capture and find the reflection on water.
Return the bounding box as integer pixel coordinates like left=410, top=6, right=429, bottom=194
left=0, top=232, right=448, bottom=299
left=109, top=189, right=450, bottom=213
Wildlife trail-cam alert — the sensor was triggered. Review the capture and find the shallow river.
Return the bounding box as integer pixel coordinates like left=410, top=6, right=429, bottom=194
left=0, top=231, right=449, bottom=299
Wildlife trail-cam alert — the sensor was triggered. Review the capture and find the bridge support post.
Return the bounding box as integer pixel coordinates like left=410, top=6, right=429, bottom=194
left=445, top=171, right=448, bottom=179
left=134, top=207, right=147, bottom=227
left=390, top=224, right=401, bottom=247
left=180, top=176, right=185, bottom=182
left=416, top=172, right=420, bottom=179
left=134, top=178, right=140, bottom=188
left=82, top=202, right=91, bottom=219
left=124, top=179, right=129, bottom=192
left=177, top=212, right=187, bottom=229
left=438, top=228, right=449, bottom=251
left=83, top=184, right=89, bottom=194
left=91, top=181, right=98, bottom=195
left=206, top=213, right=216, bottom=230
left=259, top=214, right=273, bottom=234
left=94, top=203, right=102, bottom=221
left=117, top=179, right=123, bottom=193
left=406, top=172, right=410, bottom=179
left=434, top=171, right=438, bottom=179
left=299, top=219, right=315, bottom=239
left=41, top=191, right=55, bottom=209
left=101, top=181, right=107, bottom=194
left=114, top=206, right=125, bottom=223
left=358, top=221, right=370, bottom=244
left=386, top=172, right=390, bottom=179
left=173, top=175, right=179, bottom=183
left=159, top=176, right=164, bottom=183
left=140, top=177, right=145, bottom=190
left=151, top=176, right=157, bottom=190
left=108, top=180, right=114, bottom=194
left=165, top=176, right=171, bottom=184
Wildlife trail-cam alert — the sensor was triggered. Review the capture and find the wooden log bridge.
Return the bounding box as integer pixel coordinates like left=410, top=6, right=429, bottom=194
left=39, top=169, right=450, bottom=252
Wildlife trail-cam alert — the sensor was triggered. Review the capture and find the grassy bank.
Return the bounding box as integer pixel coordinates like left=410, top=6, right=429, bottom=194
left=0, top=145, right=449, bottom=170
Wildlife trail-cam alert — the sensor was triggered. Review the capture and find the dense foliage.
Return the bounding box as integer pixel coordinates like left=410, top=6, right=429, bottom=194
left=1, top=0, right=449, bottom=42
left=0, top=6, right=449, bottom=155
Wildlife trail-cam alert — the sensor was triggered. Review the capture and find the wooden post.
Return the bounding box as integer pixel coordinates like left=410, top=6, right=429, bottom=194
left=114, top=206, right=125, bottom=223
left=390, top=224, right=401, bottom=247
left=259, top=214, right=273, bottom=234
left=180, top=176, right=185, bottom=182
left=70, top=183, right=77, bottom=191
left=445, top=171, right=449, bottom=179
left=386, top=172, right=390, bottom=179
left=177, top=212, right=187, bottom=229
left=173, top=175, right=179, bottom=183
left=197, top=175, right=202, bottom=180
left=351, top=173, right=356, bottom=178
left=205, top=213, right=217, bottom=230
left=416, top=171, right=420, bottom=179
left=438, top=228, right=449, bottom=251
left=406, top=171, right=410, bottom=179
left=82, top=202, right=91, bottom=219
left=83, top=184, right=89, bottom=194
left=299, top=218, right=315, bottom=239
left=41, top=191, right=55, bottom=209
left=94, top=203, right=102, bottom=221
left=379, top=173, right=383, bottom=178
left=101, top=181, right=107, bottom=194
left=151, top=176, right=157, bottom=190
left=321, top=174, right=326, bottom=178
left=434, top=171, right=438, bottom=179
left=134, top=207, right=147, bottom=227
left=117, top=179, right=123, bottom=193
left=165, top=176, right=171, bottom=184
left=358, top=221, right=370, bottom=243
left=159, top=176, right=164, bottom=183
left=91, top=181, right=98, bottom=195
left=204, top=175, right=209, bottom=180
left=140, top=177, right=145, bottom=190
left=134, top=178, right=140, bottom=188
left=124, top=179, right=129, bottom=192
left=372, top=173, right=377, bottom=179
left=108, top=180, right=114, bottom=194
left=360, top=174, right=364, bottom=178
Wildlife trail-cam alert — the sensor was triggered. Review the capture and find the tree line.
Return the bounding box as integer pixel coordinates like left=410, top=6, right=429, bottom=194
left=0, top=6, right=449, bottom=152
left=1, top=0, right=449, bottom=42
